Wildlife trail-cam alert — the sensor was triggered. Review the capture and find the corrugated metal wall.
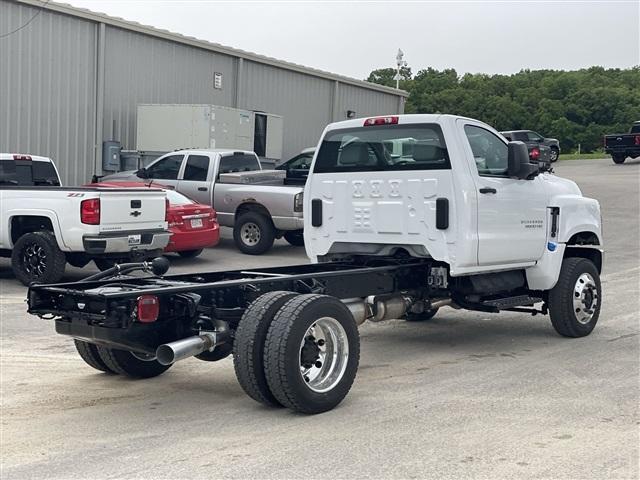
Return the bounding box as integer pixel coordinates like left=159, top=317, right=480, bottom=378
left=1, top=0, right=405, bottom=184
left=241, top=60, right=334, bottom=159
left=0, top=0, right=97, bottom=185
left=103, top=25, right=237, bottom=150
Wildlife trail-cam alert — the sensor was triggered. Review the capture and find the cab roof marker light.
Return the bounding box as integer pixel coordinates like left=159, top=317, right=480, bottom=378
left=363, top=116, right=399, bottom=126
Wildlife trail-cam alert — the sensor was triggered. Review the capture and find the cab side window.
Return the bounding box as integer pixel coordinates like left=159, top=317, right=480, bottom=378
left=146, top=155, right=184, bottom=180
left=183, top=155, right=210, bottom=181
left=464, top=125, right=508, bottom=176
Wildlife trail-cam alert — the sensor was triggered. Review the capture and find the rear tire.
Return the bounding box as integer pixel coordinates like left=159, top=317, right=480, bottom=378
left=94, top=258, right=118, bottom=271
left=11, top=231, right=66, bottom=285
left=233, top=211, right=275, bottom=255
left=96, top=346, right=172, bottom=378
left=233, top=291, right=298, bottom=407
left=74, top=340, right=116, bottom=373
left=263, top=294, right=360, bottom=414
left=284, top=230, right=305, bottom=247
left=549, top=147, right=559, bottom=163
left=548, top=257, right=601, bottom=338
left=178, top=249, right=203, bottom=258
left=612, top=154, right=626, bottom=164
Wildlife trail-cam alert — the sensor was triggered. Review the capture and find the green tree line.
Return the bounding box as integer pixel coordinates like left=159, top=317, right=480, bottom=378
left=366, top=66, right=640, bottom=153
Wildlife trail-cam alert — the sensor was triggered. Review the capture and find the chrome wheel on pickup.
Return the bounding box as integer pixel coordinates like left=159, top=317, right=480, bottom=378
left=548, top=257, right=602, bottom=337
left=233, top=211, right=275, bottom=255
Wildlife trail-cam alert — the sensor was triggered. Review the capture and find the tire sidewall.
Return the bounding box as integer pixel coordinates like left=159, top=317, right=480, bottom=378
left=280, top=299, right=360, bottom=412
left=11, top=232, right=65, bottom=285
left=234, top=212, right=275, bottom=255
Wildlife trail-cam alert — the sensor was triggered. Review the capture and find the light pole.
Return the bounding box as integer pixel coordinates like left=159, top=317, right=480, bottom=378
left=394, top=49, right=407, bottom=89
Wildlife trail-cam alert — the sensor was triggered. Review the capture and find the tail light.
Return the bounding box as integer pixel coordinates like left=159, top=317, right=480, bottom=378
left=294, top=192, right=303, bottom=212
left=530, top=147, right=540, bottom=160
left=80, top=198, right=100, bottom=225
left=635, top=135, right=640, bottom=145
left=165, top=198, right=170, bottom=222
left=364, top=116, right=399, bottom=126
left=137, top=295, right=159, bottom=323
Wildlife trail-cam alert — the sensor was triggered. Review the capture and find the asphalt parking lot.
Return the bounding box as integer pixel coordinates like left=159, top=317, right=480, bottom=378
left=1, top=158, right=638, bottom=479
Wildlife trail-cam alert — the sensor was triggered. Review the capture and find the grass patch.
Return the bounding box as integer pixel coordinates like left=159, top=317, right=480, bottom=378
left=559, top=152, right=608, bottom=161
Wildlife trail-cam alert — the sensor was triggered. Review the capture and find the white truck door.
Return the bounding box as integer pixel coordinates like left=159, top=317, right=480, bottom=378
left=459, top=120, right=547, bottom=265
left=305, top=119, right=457, bottom=262
left=176, top=154, right=213, bottom=205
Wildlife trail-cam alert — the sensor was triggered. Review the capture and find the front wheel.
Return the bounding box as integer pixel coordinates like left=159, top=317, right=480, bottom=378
left=612, top=154, right=626, bottom=164
left=233, top=212, right=275, bottom=255
left=11, top=231, right=66, bottom=285
left=548, top=257, right=601, bottom=338
left=263, top=294, right=360, bottom=414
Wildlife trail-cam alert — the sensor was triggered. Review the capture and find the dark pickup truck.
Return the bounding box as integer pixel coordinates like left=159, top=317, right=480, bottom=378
left=604, top=122, right=640, bottom=164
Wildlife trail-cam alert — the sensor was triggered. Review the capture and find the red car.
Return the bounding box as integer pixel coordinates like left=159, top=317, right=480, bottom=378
left=89, top=181, right=219, bottom=258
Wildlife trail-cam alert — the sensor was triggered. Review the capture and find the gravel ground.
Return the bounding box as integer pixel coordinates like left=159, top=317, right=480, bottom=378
left=1, top=158, right=638, bottom=479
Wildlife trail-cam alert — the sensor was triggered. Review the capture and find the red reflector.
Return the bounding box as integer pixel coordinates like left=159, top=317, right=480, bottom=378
left=137, top=295, right=159, bottom=323
left=635, top=135, right=640, bottom=145
left=363, top=116, right=399, bottom=126
left=80, top=198, right=100, bottom=225
left=13, top=154, right=32, bottom=161
left=530, top=148, right=540, bottom=160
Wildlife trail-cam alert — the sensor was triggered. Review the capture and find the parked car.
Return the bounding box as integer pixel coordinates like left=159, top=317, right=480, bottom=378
left=604, top=121, right=640, bottom=164
left=0, top=154, right=170, bottom=284
left=100, top=149, right=304, bottom=254
left=501, top=130, right=560, bottom=162
left=30, top=114, right=603, bottom=415
left=275, top=147, right=315, bottom=185
left=89, top=181, right=219, bottom=258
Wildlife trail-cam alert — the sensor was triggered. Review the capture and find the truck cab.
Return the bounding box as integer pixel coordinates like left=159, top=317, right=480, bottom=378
left=304, top=114, right=602, bottom=291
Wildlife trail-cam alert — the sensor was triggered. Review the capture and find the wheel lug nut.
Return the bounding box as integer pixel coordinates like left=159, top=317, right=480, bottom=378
left=317, top=339, right=325, bottom=346
left=315, top=361, right=322, bottom=368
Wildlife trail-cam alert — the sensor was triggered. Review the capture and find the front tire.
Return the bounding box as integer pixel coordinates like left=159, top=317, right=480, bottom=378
left=263, top=294, right=360, bottom=414
left=96, top=346, right=172, bottom=378
left=11, top=231, right=66, bottom=285
left=548, top=257, right=601, bottom=338
left=233, top=212, right=275, bottom=255
left=284, top=230, right=305, bottom=247
left=233, top=291, right=298, bottom=407
left=612, top=154, right=626, bottom=164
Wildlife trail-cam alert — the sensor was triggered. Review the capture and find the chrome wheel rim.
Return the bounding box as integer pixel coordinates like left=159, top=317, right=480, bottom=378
left=573, top=272, right=598, bottom=324
left=22, top=243, right=47, bottom=277
left=240, top=222, right=261, bottom=246
left=550, top=149, right=558, bottom=161
left=299, top=317, right=349, bottom=393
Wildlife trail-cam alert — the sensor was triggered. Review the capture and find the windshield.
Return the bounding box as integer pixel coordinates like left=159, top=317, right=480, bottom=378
left=313, top=124, right=450, bottom=173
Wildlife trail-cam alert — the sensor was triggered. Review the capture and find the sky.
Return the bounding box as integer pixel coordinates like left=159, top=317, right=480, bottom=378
left=66, top=0, right=640, bottom=80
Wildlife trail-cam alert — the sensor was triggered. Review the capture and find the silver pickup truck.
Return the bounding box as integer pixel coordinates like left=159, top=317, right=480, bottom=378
left=102, top=149, right=304, bottom=254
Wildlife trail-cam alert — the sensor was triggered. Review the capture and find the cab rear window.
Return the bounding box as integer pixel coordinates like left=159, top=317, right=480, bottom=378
left=0, top=160, right=60, bottom=186
left=313, top=124, right=450, bottom=173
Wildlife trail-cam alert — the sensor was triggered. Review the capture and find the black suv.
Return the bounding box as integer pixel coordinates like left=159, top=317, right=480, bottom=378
left=501, top=130, right=561, bottom=162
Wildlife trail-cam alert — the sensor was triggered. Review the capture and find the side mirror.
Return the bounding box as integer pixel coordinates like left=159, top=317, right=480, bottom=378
left=136, top=167, right=149, bottom=179
left=508, top=141, right=539, bottom=180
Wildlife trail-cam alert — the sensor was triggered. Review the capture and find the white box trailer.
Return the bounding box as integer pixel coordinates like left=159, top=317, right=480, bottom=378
left=135, top=104, right=284, bottom=167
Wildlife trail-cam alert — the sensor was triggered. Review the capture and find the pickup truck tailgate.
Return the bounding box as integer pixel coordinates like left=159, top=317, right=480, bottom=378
left=605, top=134, right=639, bottom=147
left=98, top=189, right=167, bottom=232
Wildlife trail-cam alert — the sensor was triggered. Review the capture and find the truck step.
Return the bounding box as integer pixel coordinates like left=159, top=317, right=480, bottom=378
left=482, top=295, right=542, bottom=309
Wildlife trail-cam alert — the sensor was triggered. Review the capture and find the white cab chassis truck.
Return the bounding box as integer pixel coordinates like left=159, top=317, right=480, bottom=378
left=28, top=115, right=603, bottom=414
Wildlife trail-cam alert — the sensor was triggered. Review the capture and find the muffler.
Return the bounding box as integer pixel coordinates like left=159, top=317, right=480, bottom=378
left=156, top=332, right=218, bottom=365
left=342, top=295, right=410, bottom=325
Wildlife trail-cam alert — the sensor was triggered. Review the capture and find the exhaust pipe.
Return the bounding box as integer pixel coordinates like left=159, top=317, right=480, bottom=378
left=156, top=332, right=218, bottom=365
left=343, top=296, right=453, bottom=325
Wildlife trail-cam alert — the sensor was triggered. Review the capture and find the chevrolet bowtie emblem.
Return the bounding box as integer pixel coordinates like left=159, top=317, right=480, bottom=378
left=130, top=210, right=142, bottom=217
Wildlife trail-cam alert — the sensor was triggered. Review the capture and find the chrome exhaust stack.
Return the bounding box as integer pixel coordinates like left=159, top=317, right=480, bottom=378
left=156, top=332, right=218, bottom=365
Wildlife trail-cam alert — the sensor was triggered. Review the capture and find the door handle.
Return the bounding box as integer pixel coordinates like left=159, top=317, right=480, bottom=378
left=198, top=187, right=208, bottom=192
left=479, top=187, right=497, bottom=194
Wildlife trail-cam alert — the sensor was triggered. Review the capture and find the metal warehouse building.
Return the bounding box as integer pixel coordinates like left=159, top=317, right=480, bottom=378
left=0, top=0, right=407, bottom=185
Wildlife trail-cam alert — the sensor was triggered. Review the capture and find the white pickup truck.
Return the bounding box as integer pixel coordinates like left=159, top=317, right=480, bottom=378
left=28, top=114, right=603, bottom=414
left=0, top=154, right=170, bottom=285
left=102, top=149, right=304, bottom=254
